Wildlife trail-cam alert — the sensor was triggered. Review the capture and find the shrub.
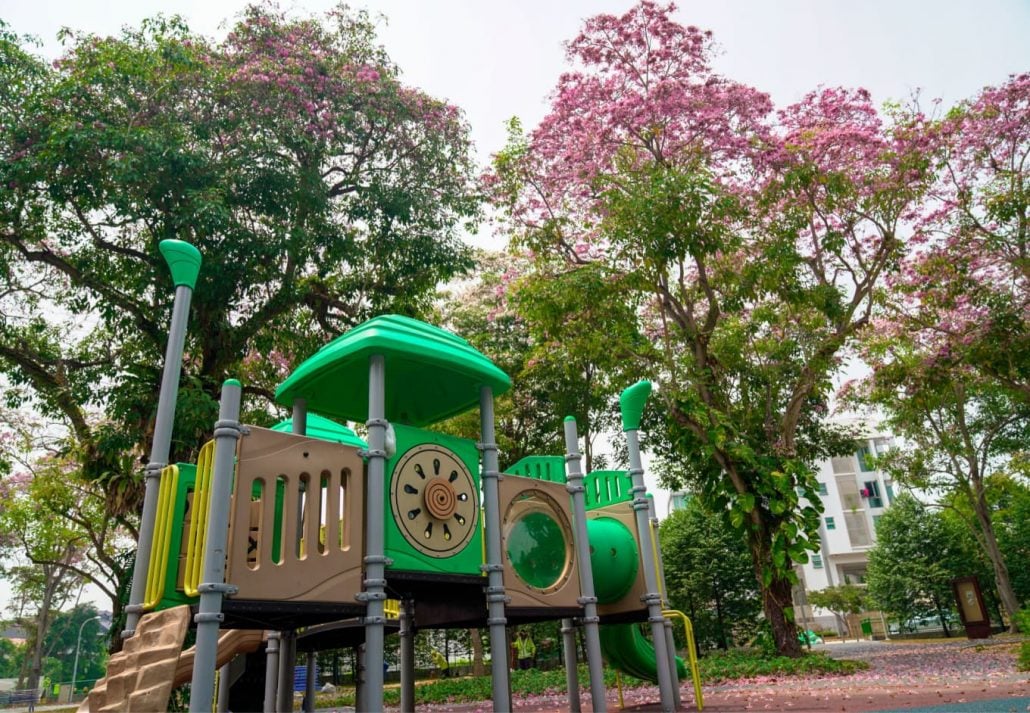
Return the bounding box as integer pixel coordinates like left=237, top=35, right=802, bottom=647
left=1016, top=609, right=1030, bottom=672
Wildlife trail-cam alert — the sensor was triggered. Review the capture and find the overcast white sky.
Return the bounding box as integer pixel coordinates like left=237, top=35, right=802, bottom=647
left=1, top=0, right=1027, bottom=611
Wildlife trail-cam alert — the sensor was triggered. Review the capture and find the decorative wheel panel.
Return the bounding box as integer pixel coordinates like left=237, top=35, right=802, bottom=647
left=390, top=444, right=479, bottom=558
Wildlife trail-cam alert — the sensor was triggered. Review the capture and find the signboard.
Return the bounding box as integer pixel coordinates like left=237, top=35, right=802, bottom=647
left=951, top=576, right=991, bottom=639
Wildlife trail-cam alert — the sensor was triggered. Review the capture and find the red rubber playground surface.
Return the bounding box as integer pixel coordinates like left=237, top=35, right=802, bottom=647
left=385, top=639, right=1028, bottom=713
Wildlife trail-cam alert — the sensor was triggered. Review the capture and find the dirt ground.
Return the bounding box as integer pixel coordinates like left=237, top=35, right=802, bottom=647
left=390, top=638, right=1028, bottom=713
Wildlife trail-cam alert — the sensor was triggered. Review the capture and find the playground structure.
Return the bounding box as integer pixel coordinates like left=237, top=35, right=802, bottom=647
left=84, top=241, right=702, bottom=713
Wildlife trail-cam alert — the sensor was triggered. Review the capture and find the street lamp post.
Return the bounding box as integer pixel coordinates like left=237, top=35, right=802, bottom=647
left=71, top=615, right=103, bottom=701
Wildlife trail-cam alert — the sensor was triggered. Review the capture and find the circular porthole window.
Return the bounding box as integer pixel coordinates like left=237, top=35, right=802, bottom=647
left=502, top=489, right=574, bottom=594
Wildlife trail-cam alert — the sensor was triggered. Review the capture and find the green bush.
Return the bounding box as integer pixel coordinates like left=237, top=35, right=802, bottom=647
left=1016, top=609, right=1030, bottom=672
left=697, top=649, right=868, bottom=683
left=315, top=649, right=867, bottom=708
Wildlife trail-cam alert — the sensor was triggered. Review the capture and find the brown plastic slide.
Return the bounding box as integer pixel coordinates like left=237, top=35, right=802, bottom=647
left=80, top=606, right=264, bottom=713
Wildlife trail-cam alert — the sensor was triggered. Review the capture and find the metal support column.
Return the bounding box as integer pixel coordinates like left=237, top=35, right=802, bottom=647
left=263, top=632, right=280, bottom=713
left=400, top=599, right=416, bottom=713
left=124, top=240, right=202, bottom=637
left=304, top=651, right=316, bottom=713
left=563, top=417, right=607, bottom=712
left=354, top=644, right=366, bottom=713
left=649, top=498, right=681, bottom=710
left=479, top=387, right=512, bottom=713
left=561, top=618, right=581, bottom=713
left=188, top=380, right=243, bottom=712
left=621, top=381, right=675, bottom=712
left=217, top=664, right=230, bottom=713
left=276, top=631, right=296, bottom=713
left=362, top=354, right=389, bottom=712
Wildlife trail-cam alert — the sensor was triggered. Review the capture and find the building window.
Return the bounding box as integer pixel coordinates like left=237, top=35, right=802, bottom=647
left=862, top=480, right=883, bottom=508
left=825, top=517, right=836, bottom=530
left=812, top=554, right=823, bottom=569
left=873, top=515, right=882, bottom=530
left=886, top=483, right=894, bottom=503
left=857, top=445, right=876, bottom=472
left=818, top=481, right=828, bottom=496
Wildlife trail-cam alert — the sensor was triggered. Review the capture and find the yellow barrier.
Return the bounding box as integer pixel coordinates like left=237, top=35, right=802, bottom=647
left=184, top=441, right=215, bottom=598
left=383, top=599, right=401, bottom=619
left=143, top=465, right=180, bottom=610
left=663, top=609, right=704, bottom=711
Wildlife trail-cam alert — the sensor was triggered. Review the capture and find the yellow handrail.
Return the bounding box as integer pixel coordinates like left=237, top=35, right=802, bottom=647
left=384, top=599, right=401, bottom=619
left=184, top=441, right=216, bottom=598
left=143, top=465, right=180, bottom=610
left=663, top=609, right=704, bottom=711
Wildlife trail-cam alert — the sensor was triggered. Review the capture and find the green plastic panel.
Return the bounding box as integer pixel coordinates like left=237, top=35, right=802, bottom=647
left=586, top=517, right=639, bottom=604
left=154, top=463, right=198, bottom=610
left=505, top=455, right=566, bottom=483
left=584, top=470, right=634, bottom=510
left=384, top=423, right=483, bottom=576
left=271, top=413, right=367, bottom=449
left=275, top=315, right=511, bottom=426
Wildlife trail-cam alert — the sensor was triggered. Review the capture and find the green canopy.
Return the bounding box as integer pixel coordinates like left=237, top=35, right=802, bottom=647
left=271, top=413, right=367, bottom=449
left=275, top=315, right=511, bottom=426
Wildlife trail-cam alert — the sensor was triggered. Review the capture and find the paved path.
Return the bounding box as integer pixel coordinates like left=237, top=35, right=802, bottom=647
left=367, top=638, right=1027, bottom=712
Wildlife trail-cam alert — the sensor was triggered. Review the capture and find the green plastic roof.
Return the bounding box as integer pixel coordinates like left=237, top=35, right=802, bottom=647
left=275, top=315, right=511, bottom=426
left=271, top=413, right=367, bottom=449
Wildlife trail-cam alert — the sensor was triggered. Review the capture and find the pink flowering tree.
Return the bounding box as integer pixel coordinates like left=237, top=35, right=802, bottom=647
left=853, top=74, right=1030, bottom=631
left=489, top=2, right=932, bottom=655
left=0, top=6, right=478, bottom=507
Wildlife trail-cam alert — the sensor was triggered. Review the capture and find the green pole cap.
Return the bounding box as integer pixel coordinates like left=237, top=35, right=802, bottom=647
left=619, top=380, right=652, bottom=432
left=563, top=415, right=576, bottom=423
left=223, top=378, right=242, bottom=388
left=159, top=239, right=202, bottom=290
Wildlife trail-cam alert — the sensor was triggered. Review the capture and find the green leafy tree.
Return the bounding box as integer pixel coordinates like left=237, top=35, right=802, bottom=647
left=660, top=498, right=761, bottom=651
left=993, top=480, right=1030, bottom=606
left=852, top=330, right=1028, bottom=631
left=0, top=5, right=479, bottom=516
left=865, top=494, right=968, bottom=635
left=807, top=585, right=866, bottom=640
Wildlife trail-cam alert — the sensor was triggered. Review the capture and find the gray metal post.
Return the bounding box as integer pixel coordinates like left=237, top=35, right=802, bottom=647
left=188, top=380, right=243, bottom=712
left=649, top=498, right=681, bottom=710
left=304, top=651, right=316, bottom=712
left=124, top=243, right=201, bottom=637
left=276, top=631, right=296, bottom=713
left=625, top=428, right=675, bottom=712
left=400, top=600, right=415, bottom=713
left=362, top=354, right=389, bottom=712
left=272, top=399, right=308, bottom=712
left=478, top=387, right=512, bottom=713
left=217, top=664, right=230, bottom=713
left=563, top=417, right=607, bottom=712
left=263, top=632, right=280, bottom=713
left=561, top=618, right=581, bottom=713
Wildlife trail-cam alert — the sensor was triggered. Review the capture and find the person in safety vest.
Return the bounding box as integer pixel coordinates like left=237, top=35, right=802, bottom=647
left=514, top=629, right=536, bottom=670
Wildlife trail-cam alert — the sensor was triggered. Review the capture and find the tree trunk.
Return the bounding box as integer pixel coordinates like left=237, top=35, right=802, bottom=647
left=933, top=596, right=951, bottom=637
left=762, top=571, right=802, bottom=657
left=712, top=583, right=728, bottom=650
left=28, top=562, right=62, bottom=692
left=972, top=493, right=1021, bottom=632
left=469, top=628, right=485, bottom=676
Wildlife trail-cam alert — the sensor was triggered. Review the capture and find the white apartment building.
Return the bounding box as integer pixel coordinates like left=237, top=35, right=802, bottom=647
left=800, top=432, right=896, bottom=591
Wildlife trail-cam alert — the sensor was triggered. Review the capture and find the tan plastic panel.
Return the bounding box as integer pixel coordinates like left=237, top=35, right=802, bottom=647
left=589, top=502, right=648, bottom=619
left=225, top=426, right=365, bottom=603
left=499, top=475, right=583, bottom=610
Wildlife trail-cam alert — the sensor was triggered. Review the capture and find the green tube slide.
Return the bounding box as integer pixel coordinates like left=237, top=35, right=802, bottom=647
left=586, top=517, right=686, bottom=683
